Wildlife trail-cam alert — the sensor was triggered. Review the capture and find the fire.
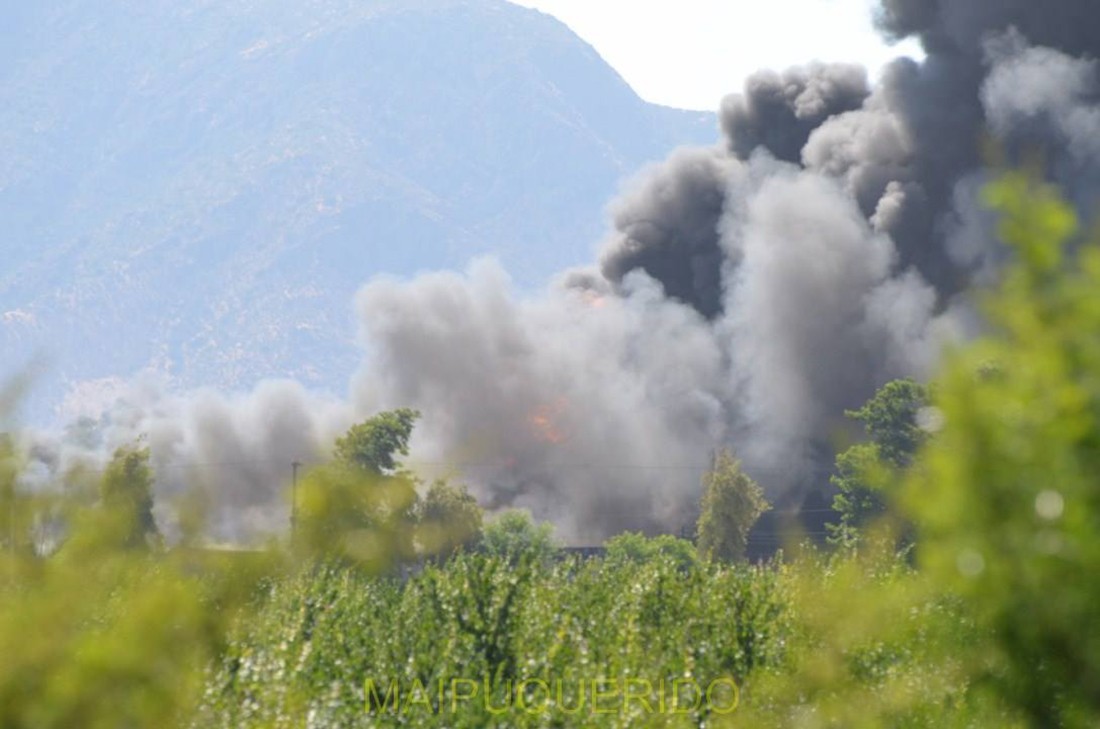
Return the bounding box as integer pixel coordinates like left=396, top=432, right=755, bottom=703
left=527, top=398, right=569, bottom=444
left=581, top=290, right=608, bottom=309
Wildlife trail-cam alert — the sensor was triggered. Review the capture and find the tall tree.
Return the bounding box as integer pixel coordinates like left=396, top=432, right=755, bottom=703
left=333, top=408, right=419, bottom=475
left=847, top=379, right=929, bottom=468
left=695, top=449, right=770, bottom=563
left=828, top=379, right=929, bottom=546
left=100, top=443, right=160, bottom=549
left=415, top=480, right=483, bottom=557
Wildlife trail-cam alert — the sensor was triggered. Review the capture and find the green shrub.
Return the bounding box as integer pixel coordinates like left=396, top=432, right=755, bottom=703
left=477, top=509, right=557, bottom=567
left=605, top=531, right=699, bottom=572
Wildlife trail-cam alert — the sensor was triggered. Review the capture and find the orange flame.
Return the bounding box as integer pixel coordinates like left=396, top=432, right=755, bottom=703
left=527, top=398, right=569, bottom=444
left=581, top=290, right=608, bottom=309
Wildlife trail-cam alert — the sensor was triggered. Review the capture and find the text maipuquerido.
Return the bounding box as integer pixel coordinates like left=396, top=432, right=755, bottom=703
left=365, top=675, right=739, bottom=717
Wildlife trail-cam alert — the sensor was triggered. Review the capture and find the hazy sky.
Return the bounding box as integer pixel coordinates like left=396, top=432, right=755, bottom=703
left=508, top=0, right=922, bottom=110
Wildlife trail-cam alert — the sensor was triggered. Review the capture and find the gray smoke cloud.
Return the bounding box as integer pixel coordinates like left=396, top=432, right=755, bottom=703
left=27, top=0, right=1100, bottom=543
left=343, top=0, right=1100, bottom=540
left=343, top=152, right=957, bottom=541
left=721, top=63, right=870, bottom=163
left=27, top=379, right=351, bottom=543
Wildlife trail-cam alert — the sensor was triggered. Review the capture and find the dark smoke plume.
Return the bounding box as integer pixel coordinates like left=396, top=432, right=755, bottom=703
left=32, top=0, right=1100, bottom=543
left=348, top=0, right=1100, bottom=540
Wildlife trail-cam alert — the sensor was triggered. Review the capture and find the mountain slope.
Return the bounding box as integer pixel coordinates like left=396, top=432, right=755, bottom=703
left=0, top=0, right=715, bottom=413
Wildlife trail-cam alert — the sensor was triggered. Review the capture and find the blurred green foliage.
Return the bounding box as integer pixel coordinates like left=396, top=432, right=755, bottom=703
left=726, top=539, right=1016, bottom=728
left=0, top=433, right=32, bottom=558
left=0, top=498, right=277, bottom=728
left=295, top=460, right=420, bottom=569
left=904, top=173, right=1100, bottom=726
left=98, top=442, right=160, bottom=550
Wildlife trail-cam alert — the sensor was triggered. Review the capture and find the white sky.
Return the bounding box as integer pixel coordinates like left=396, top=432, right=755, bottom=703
left=508, top=0, right=923, bottom=110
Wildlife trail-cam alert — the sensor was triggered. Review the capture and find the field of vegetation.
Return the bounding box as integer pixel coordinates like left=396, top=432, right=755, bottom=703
left=2, top=175, right=1099, bottom=727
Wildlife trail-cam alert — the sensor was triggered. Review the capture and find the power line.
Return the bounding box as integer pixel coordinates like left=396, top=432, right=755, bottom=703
left=48, top=456, right=832, bottom=480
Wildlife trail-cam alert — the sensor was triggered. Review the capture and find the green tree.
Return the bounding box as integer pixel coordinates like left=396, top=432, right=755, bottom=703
left=847, top=379, right=930, bottom=468
left=905, top=173, right=1100, bottom=725
left=696, top=449, right=770, bottom=562
left=828, top=442, right=888, bottom=546
left=99, top=442, right=160, bottom=549
left=297, top=409, right=422, bottom=568
left=828, top=379, right=929, bottom=546
left=333, top=407, right=419, bottom=474
left=414, top=480, right=483, bottom=558
left=478, top=509, right=557, bottom=566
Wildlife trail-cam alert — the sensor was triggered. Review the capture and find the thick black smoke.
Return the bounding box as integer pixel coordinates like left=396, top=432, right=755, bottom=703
left=349, top=0, right=1100, bottom=540
left=32, top=0, right=1100, bottom=543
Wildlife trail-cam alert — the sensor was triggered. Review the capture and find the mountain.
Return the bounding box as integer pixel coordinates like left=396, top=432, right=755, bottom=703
left=0, top=0, right=716, bottom=417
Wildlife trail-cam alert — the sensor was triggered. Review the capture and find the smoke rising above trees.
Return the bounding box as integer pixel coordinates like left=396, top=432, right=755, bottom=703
left=27, top=0, right=1100, bottom=543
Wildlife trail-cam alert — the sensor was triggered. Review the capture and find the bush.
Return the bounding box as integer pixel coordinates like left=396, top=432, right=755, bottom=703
left=604, top=531, right=699, bottom=572
left=477, top=509, right=557, bottom=567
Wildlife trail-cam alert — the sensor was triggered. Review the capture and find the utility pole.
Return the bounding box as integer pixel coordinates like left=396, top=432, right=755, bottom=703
left=291, top=461, right=302, bottom=539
